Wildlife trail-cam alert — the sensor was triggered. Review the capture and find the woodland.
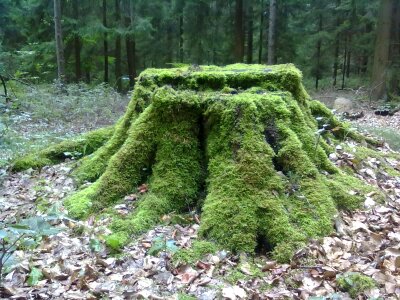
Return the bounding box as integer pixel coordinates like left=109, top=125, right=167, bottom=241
left=0, top=0, right=400, bottom=299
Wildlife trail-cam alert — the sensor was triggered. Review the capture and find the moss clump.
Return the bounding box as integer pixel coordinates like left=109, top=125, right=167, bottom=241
left=105, top=232, right=129, bottom=252
left=173, top=241, right=218, bottom=265
left=336, top=272, right=376, bottom=298
left=12, top=126, right=114, bottom=171
left=23, top=64, right=386, bottom=262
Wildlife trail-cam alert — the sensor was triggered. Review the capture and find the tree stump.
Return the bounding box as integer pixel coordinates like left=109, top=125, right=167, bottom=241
left=14, top=64, right=380, bottom=261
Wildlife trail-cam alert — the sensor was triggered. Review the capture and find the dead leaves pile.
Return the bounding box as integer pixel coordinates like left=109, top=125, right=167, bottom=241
left=0, top=141, right=400, bottom=299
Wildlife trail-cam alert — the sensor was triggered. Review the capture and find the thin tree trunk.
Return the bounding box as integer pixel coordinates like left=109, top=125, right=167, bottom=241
left=342, top=36, right=348, bottom=90
left=333, top=0, right=340, bottom=87
left=54, top=0, right=65, bottom=82
left=315, top=13, right=322, bottom=90
left=103, top=0, right=109, bottom=83
left=125, top=0, right=136, bottom=88
left=246, top=0, right=253, bottom=64
left=234, top=0, right=244, bottom=62
left=346, top=35, right=352, bottom=78
left=258, top=0, right=264, bottom=64
left=371, top=0, right=393, bottom=101
left=179, top=13, right=184, bottom=63
left=166, top=25, right=173, bottom=64
left=73, top=0, right=81, bottom=82
left=115, top=0, right=122, bottom=92
left=267, top=0, right=277, bottom=65
left=126, top=38, right=136, bottom=88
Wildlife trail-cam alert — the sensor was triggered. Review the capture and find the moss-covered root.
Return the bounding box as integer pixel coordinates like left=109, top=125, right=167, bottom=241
left=199, top=95, right=304, bottom=260
left=127, top=99, right=203, bottom=234
left=72, top=86, right=155, bottom=183
left=65, top=105, right=158, bottom=218
left=12, top=126, right=114, bottom=172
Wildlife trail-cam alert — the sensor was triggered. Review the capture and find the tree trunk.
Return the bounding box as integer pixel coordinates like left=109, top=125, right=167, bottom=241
left=103, top=0, right=109, bottom=83
left=234, top=0, right=245, bottom=62
left=371, top=0, right=393, bottom=101
left=315, top=14, right=322, bottom=90
left=267, top=0, right=277, bottom=65
left=54, top=0, right=65, bottom=82
left=115, top=0, right=122, bottom=92
left=125, top=0, right=136, bottom=88
left=258, top=0, right=264, bottom=64
left=341, top=36, right=348, bottom=90
left=73, top=0, right=81, bottom=82
left=179, top=13, right=184, bottom=63
left=246, top=0, right=254, bottom=64
left=333, top=0, right=340, bottom=87
left=346, top=35, right=352, bottom=78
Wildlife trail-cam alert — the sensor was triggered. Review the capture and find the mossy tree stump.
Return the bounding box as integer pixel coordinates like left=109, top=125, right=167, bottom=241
left=14, top=64, right=380, bottom=261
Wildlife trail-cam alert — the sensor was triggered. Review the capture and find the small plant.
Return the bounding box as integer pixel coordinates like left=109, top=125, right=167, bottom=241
left=148, top=235, right=179, bottom=256
left=336, top=272, right=376, bottom=298
left=0, top=216, right=61, bottom=282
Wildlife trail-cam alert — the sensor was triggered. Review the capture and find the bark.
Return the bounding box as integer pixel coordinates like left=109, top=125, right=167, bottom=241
left=346, top=37, right=351, bottom=79
left=103, top=0, right=109, bottom=83
left=341, top=36, right=348, bottom=90
left=125, top=0, right=136, bottom=88
left=246, top=0, right=254, bottom=64
left=371, top=0, right=393, bottom=101
left=54, top=0, right=65, bottom=82
left=115, top=0, right=122, bottom=92
left=179, top=13, right=184, bottom=63
left=267, top=0, right=277, bottom=65
left=73, top=0, right=81, bottom=82
left=258, top=0, right=265, bottom=64
left=333, top=0, right=340, bottom=87
left=234, top=0, right=245, bottom=62
left=315, top=14, right=322, bottom=90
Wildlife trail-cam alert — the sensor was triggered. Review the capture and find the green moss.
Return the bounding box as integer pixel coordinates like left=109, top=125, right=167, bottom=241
left=64, top=184, right=96, bottom=219
left=336, top=272, right=376, bottom=298
left=225, top=269, right=249, bottom=284
left=177, top=293, right=197, bottom=300
left=173, top=241, right=218, bottom=265
left=105, top=232, right=129, bottom=252
left=12, top=126, right=114, bottom=172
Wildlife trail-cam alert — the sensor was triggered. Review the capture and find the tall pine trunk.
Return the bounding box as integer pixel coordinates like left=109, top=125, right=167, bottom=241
left=179, top=13, right=184, bottom=63
left=54, top=0, right=65, bottom=82
left=125, top=1, right=136, bottom=89
left=115, top=0, right=122, bottom=92
left=258, top=0, right=264, bottom=64
left=246, top=0, right=253, bottom=64
left=267, top=0, right=277, bottom=65
left=315, top=13, right=322, bottom=90
left=371, top=0, right=393, bottom=101
left=234, top=0, right=244, bottom=62
left=333, top=0, right=340, bottom=87
left=73, top=0, right=81, bottom=82
left=103, top=0, right=109, bottom=83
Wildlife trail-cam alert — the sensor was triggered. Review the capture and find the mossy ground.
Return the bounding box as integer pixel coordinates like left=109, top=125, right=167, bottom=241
left=14, top=64, right=387, bottom=262
left=336, top=272, right=376, bottom=298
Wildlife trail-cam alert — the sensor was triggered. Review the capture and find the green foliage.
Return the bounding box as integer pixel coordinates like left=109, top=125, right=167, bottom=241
left=27, top=267, right=43, bottom=286
left=0, top=215, right=61, bottom=282
left=336, top=272, right=376, bottom=298
left=148, top=236, right=179, bottom=256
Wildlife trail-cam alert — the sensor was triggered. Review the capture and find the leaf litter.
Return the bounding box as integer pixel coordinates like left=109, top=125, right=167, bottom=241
left=0, top=140, right=399, bottom=299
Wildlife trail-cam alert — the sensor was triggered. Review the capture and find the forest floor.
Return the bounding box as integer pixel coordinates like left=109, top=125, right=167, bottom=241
left=0, top=87, right=400, bottom=299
